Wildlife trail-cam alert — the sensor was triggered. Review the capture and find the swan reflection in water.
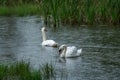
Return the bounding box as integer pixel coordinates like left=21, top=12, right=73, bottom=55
left=58, top=57, right=82, bottom=70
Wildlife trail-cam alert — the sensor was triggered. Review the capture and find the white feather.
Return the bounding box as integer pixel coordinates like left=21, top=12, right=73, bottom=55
left=41, top=27, right=57, bottom=47
left=59, top=45, right=82, bottom=58
left=42, top=40, right=57, bottom=46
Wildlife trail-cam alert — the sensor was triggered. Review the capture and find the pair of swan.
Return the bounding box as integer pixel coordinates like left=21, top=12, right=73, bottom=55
left=41, top=27, right=82, bottom=58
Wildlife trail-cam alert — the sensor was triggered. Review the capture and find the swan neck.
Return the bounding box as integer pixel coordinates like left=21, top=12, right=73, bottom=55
left=42, top=30, right=46, bottom=41
left=61, top=46, right=67, bottom=57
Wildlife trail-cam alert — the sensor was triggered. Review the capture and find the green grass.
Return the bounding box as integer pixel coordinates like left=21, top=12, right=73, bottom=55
left=0, top=61, right=55, bottom=80
left=0, top=4, right=40, bottom=16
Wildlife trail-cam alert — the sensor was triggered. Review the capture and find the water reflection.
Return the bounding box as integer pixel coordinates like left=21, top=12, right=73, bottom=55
left=0, top=16, right=120, bottom=80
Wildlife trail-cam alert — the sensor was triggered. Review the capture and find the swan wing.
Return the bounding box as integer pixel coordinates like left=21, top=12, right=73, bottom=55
left=66, top=46, right=77, bottom=57
left=77, top=49, right=82, bottom=56
left=42, top=40, right=57, bottom=47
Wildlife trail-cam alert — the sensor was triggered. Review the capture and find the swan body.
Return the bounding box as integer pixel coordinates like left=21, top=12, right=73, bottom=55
left=59, top=44, right=82, bottom=58
left=41, top=27, right=57, bottom=47
left=42, top=40, right=57, bottom=47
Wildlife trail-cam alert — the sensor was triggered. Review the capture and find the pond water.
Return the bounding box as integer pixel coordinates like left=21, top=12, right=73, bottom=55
left=0, top=16, right=120, bottom=80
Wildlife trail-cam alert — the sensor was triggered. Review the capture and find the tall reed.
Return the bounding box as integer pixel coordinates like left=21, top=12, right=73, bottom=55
left=0, top=0, right=120, bottom=25
left=0, top=61, right=55, bottom=80
left=41, top=0, right=120, bottom=26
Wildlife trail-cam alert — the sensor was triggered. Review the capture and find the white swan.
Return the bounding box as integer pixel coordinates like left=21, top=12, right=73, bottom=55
left=58, top=44, right=82, bottom=58
left=41, top=27, right=57, bottom=47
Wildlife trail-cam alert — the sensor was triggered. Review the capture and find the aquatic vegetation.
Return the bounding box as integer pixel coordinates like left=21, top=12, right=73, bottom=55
left=41, top=63, right=55, bottom=79
left=41, top=0, right=120, bottom=26
left=0, top=0, right=120, bottom=25
left=0, top=61, right=55, bottom=80
left=0, top=4, right=40, bottom=16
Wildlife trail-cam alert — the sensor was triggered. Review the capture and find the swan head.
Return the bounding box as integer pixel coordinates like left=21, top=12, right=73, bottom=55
left=41, top=27, right=47, bottom=32
left=58, top=44, right=67, bottom=55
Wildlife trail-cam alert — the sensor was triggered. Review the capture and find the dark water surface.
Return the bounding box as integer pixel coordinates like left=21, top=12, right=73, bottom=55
left=0, top=16, right=120, bottom=80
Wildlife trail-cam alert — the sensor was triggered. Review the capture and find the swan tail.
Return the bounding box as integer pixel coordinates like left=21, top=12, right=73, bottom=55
left=77, top=49, right=82, bottom=56
left=51, top=43, right=58, bottom=48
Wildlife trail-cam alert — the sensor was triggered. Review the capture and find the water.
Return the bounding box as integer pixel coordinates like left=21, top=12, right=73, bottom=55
left=0, top=16, right=120, bottom=80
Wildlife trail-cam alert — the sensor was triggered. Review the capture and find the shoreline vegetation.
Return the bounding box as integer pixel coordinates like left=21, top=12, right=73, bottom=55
left=0, top=0, right=120, bottom=26
left=0, top=61, right=55, bottom=80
